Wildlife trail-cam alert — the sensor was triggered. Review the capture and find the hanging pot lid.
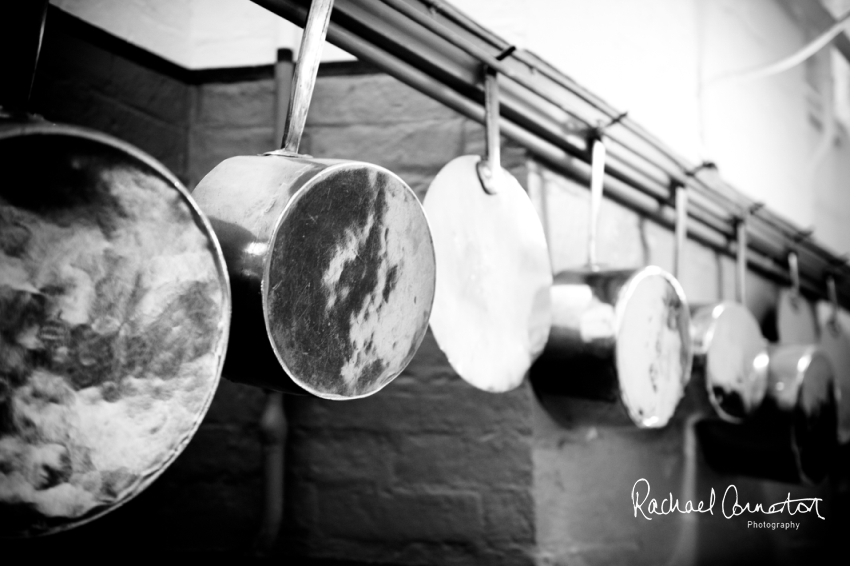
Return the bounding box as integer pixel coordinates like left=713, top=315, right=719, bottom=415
left=423, top=68, right=552, bottom=393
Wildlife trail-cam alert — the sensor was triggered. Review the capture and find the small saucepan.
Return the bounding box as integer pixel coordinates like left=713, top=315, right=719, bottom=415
left=682, top=204, right=768, bottom=422
left=531, top=134, right=692, bottom=428
left=191, top=0, right=435, bottom=399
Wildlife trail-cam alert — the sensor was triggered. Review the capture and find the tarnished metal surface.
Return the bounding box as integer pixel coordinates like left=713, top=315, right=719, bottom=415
left=0, top=121, right=230, bottom=537
left=424, top=155, right=552, bottom=393
left=192, top=154, right=434, bottom=398
left=536, top=266, right=691, bottom=428
left=690, top=302, right=769, bottom=422
left=766, top=345, right=838, bottom=483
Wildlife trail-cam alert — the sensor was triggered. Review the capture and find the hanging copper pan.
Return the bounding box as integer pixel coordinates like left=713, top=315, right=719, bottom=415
left=191, top=0, right=435, bottom=399
left=684, top=204, right=768, bottom=422
left=532, top=135, right=692, bottom=428
left=0, top=2, right=231, bottom=537
left=817, top=277, right=850, bottom=444
left=423, top=68, right=552, bottom=393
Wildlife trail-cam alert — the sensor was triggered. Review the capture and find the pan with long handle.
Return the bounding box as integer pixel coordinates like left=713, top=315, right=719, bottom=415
left=422, top=67, right=552, bottom=393
left=0, top=2, right=231, bottom=536
left=532, top=134, right=692, bottom=429
left=684, top=206, right=768, bottom=422
left=191, top=0, right=435, bottom=399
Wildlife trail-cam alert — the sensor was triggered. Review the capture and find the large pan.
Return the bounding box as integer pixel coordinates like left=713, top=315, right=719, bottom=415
left=0, top=2, right=231, bottom=537
left=423, top=68, right=552, bottom=393
left=191, top=0, right=435, bottom=399
left=532, top=135, right=692, bottom=428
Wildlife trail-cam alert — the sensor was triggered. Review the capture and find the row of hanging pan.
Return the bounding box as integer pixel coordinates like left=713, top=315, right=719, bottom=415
left=0, top=0, right=846, bottom=539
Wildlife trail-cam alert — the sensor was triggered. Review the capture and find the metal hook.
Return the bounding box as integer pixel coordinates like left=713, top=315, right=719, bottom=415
left=495, top=45, right=516, bottom=61
left=685, top=161, right=717, bottom=178
left=588, top=111, right=629, bottom=142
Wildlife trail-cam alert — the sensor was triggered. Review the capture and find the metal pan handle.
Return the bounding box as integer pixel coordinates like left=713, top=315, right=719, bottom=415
left=281, top=0, right=334, bottom=153
left=0, top=0, right=49, bottom=115
left=673, top=184, right=688, bottom=279
left=588, top=137, right=606, bottom=267
left=476, top=67, right=501, bottom=194
left=736, top=213, right=748, bottom=304
left=788, top=250, right=801, bottom=306
left=827, top=275, right=839, bottom=331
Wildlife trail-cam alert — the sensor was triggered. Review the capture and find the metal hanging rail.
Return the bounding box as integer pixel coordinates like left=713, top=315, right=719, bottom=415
left=252, top=0, right=850, bottom=308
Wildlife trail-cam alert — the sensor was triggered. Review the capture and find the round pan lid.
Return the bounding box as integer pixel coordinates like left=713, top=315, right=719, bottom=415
left=424, top=155, right=552, bottom=392
left=615, top=266, right=692, bottom=428
left=0, top=123, right=230, bottom=536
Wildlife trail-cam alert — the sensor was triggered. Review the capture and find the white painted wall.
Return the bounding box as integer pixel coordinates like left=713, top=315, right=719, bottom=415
left=50, top=0, right=850, bottom=255
left=50, top=0, right=353, bottom=67
left=450, top=0, right=849, bottom=256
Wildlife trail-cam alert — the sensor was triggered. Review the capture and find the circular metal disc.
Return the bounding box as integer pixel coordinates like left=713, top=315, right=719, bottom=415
left=697, top=303, right=769, bottom=422
left=816, top=302, right=850, bottom=443
left=423, top=155, right=552, bottom=393
left=777, top=289, right=817, bottom=344
left=615, top=267, right=692, bottom=428
left=0, top=124, right=230, bottom=537
left=265, top=162, right=435, bottom=400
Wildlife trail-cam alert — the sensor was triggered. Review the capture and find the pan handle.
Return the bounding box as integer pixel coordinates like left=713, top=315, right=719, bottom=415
left=476, top=67, right=501, bottom=194
left=281, top=0, right=334, bottom=153
left=735, top=213, right=748, bottom=304
left=673, top=184, right=688, bottom=280
left=788, top=250, right=801, bottom=306
left=0, top=0, right=49, bottom=115
left=587, top=137, right=607, bottom=268
left=827, top=275, right=839, bottom=331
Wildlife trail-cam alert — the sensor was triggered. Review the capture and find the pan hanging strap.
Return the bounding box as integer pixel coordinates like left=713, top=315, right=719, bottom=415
left=280, top=0, right=334, bottom=154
